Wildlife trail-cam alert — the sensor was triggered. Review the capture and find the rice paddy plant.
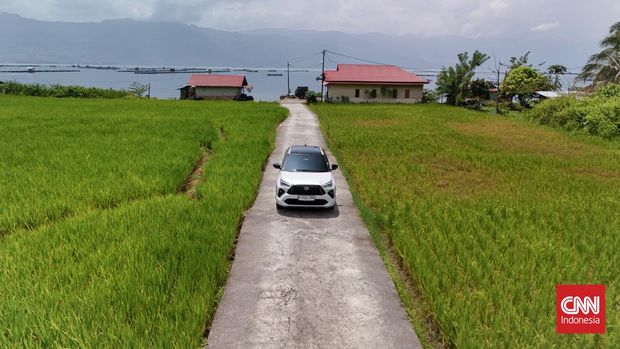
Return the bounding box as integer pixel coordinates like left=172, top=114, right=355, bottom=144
left=0, top=95, right=287, bottom=347
left=0, top=95, right=218, bottom=234
left=312, top=103, right=620, bottom=348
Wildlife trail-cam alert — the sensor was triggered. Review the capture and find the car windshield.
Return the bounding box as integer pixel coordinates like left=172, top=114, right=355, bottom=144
left=282, top=154, right=329, bottom=172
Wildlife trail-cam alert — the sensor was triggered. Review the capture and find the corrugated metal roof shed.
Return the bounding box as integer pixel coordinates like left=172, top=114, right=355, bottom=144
left=535, top=91, right=563, bottom=98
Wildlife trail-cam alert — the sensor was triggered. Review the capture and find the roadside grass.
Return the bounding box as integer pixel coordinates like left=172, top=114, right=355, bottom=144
left=0, top=96, right=287, bottom=347
left=312, top=103, right=619, bottom=348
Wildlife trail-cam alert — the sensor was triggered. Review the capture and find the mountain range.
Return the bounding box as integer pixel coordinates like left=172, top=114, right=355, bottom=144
left=0, top=13, right=597, bottom=72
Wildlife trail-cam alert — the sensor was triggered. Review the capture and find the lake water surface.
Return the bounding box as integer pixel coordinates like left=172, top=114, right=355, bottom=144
left=0, top=66, right=324, bottom=101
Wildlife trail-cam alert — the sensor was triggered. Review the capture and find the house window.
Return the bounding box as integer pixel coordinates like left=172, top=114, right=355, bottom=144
left=405, top=89, right=410, bottom=99
left=355, top=89, right=360, bottom=98
left=392, top=89, right=398, bottom=99
left=371, top=89, right=377, bottom=98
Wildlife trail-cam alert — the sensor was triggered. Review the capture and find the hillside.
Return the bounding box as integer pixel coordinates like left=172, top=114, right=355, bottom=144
left=0, top=13, right=596, bottom=68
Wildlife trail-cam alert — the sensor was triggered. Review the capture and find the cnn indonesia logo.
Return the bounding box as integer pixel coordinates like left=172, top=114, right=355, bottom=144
left=556, top=284, right=606, bottom=334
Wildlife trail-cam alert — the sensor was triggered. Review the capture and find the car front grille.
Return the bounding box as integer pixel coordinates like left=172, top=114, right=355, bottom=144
left=284, top=199, right=328, bottom=206
left=287, top=185, right=325, bottom=195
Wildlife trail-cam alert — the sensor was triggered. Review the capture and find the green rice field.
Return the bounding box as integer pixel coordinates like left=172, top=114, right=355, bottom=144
left=312, top=103, right=619, bottom=348
left=0, top=95, right=287, bottom=347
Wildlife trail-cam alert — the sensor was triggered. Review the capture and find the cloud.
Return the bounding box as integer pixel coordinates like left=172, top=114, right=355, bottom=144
left=0, top=0, right=618, bottom=40
left=530, top=22, right=560, bottom=32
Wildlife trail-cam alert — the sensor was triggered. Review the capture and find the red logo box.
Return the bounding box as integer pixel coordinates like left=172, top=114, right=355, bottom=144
left=556, top=284, right=605, bottom=334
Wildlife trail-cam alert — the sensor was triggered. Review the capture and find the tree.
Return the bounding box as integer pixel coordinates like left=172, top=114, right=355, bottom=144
left=501, top=66, right=552, bottom=107
left=578, top=21, right=620, bottom=84
left=468, top=78, right=492, bottom=101
left=422, top=89, right=440, bottom=103
left=436, top=50, right=490, bottom=105
left=546, top=64, right=567, bottom=90
left=508, top=51, right=532, bottom=70
left=128, top=82, right=149, bottom=97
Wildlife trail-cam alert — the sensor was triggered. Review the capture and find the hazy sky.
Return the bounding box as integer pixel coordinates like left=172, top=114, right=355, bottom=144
left=1, top=0, right=618, bottom=39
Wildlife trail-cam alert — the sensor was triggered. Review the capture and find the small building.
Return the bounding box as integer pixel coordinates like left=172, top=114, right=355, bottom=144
left=323, top=64, right=429, bottom=103
left=180, top=74, right=251, bottom=100
left=533, top=91, right=564, bottom=100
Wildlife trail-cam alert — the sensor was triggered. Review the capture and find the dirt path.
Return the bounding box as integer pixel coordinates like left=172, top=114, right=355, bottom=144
left=206, top=100, right=421, bottom=348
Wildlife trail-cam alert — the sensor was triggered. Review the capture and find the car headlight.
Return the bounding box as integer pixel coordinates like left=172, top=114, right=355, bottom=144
left=321, top=180, right=333, bottom=188
left=280, top=179, right=291, bottom=187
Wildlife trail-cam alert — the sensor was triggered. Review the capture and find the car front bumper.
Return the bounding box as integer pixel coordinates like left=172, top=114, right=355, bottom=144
left=275, top=185, right=336, bottom=208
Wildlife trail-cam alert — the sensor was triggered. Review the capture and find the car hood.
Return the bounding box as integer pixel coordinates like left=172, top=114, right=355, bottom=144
left=280, top=171, right=333, bottom=186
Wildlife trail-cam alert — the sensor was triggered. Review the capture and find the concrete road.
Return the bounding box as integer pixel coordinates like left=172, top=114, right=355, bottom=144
left=207, top=100, right=421, bottom=349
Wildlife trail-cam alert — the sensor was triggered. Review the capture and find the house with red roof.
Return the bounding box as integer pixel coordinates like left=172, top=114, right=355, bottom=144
left=323, top=64, right=428, bottom=103
left=180, top=74, right=252, bottom=100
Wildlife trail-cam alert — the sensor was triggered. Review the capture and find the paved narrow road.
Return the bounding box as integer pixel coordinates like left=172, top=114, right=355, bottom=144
left=207, top=100, right=421, bottom=349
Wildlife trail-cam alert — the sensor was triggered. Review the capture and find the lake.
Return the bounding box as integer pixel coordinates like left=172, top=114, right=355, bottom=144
left=0, top=65, right=325, bottom=101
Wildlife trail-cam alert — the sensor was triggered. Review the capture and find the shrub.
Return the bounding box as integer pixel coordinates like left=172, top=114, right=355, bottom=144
left=527, top=84, right=620, bottom=138
left=128, top=82, right=149, bottom=97
left=0, top=81, right=130, bottom=98
left=529, top=96, right=578, bottom=125
left=305, top=90, right=322, bottom=104
left=509, top=102, right=526, bottom=112
left=380, top=87, right=397, bottom=98
left=422, top=89, right=440, bottom=103
left=328, top=96, right=350, bottom=104
left=593, top=83, right=620, bottom=98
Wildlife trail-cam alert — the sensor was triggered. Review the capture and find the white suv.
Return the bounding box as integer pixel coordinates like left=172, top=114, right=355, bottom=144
left=273, top=145, right=338, bottom=210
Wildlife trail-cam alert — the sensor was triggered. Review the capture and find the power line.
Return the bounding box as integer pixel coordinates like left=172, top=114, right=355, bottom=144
left=325, top=49, right=429, bottom=71
left=325, top=50, right=396, bottom=66
left=324, top=49, right=585, bottom=76
left=296, top=62, right=323, bottom=70
left=254, top=51, right=323, bottom=69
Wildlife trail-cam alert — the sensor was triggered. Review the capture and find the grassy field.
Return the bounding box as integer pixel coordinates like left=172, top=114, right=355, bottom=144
left=312, top=103, right=619, bottom=348
left=0, top=96, right=287, bottom=347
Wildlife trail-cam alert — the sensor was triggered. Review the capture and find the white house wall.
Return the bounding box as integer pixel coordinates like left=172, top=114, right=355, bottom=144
left=326, top=84, right=424, bottom=103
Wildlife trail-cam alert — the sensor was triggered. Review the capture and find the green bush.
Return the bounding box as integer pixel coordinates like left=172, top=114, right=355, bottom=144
left=528, top=96, right=578, bottom=126
left=528, top=85, right=620, bottom=138
left=594, top=83, right=620, bottom=98
left=422, top=89, right=440, bottom=103
left=0, top=81, right=129, bottom=98
left=509, top=102, right=526, bottom=112
left=305, top=90, right=322, bottom=104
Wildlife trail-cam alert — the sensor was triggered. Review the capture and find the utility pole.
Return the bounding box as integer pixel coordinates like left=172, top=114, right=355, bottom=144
left=495, top=63, right=500, bottom=114
left=320, top=49, right=326, bottom=101
left=147, top=83, right=151, bottom=99
left=287, top=61, right=291, bottom=96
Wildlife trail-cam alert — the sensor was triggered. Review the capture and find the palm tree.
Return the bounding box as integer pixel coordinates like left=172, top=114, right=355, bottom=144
left=436, top=50, right=490, bottom=105
left=578, top=22, right=620, bottom=84
left=547, top=64, right=567, bottom=90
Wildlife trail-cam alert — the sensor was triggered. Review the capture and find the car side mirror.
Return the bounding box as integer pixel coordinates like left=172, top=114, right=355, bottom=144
left=273, top=163, right=281, bottom=169
left=331, top=164, right=338, bottom=171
